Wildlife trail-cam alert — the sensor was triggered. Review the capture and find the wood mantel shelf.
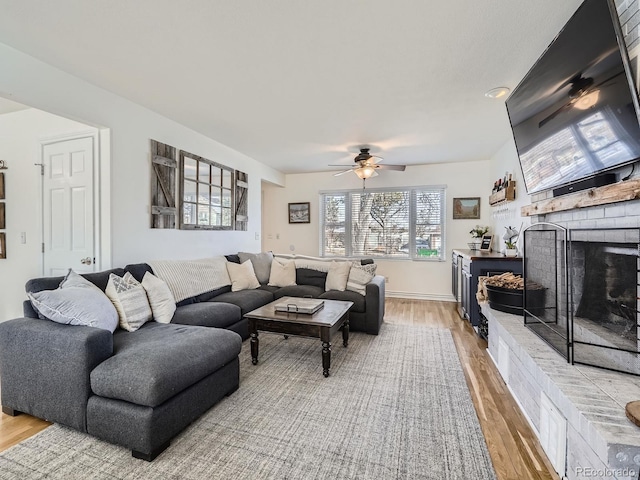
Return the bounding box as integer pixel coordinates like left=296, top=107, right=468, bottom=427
left=521, top=178, right=640, bottom=216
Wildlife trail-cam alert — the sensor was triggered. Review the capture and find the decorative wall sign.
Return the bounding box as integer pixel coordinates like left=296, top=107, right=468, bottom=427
left=480, top=234, right=493, bottom=251
left=289, top=202, right=310, bottom=223
left=453, top=197, right=481, bottom=219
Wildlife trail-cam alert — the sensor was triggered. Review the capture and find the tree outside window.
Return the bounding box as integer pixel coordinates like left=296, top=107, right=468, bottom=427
left=320, top=186, right=445, bottom=260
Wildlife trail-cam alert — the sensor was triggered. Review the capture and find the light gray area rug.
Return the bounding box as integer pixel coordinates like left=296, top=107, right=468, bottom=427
left=0, top=325, right=496, bottom=479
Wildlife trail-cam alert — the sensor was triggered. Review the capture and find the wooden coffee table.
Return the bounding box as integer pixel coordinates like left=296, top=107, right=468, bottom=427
left=244, top=297, right=353, bottom=377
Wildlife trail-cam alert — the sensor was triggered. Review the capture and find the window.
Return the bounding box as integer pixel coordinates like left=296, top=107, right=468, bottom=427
left=320, top=186, right=445, bottom=260
left=180, top=150, right=234, bottom=230
left=520, top=108, right=633, bottom=193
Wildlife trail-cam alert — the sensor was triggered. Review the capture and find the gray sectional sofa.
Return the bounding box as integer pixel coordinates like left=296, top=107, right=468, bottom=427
left=0, top=254, right=385, bottom=461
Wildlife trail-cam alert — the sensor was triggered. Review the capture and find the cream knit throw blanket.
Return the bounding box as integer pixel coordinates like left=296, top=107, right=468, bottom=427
left=148, top=257, right=231, bottom=303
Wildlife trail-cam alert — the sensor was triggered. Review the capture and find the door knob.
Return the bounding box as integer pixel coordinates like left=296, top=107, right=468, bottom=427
left=80, top=257, right=93, bottom=265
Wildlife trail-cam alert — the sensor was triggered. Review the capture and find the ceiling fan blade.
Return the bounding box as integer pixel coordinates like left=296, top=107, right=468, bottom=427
left=328, top=164, right=355, bottom=167
left=333, top=169, right=353, bottom=177
left=538, top=101, right=574, bottom=128
left=376, top=164, right=406, bottom=171
left=591, top=71, right=624, bottom=90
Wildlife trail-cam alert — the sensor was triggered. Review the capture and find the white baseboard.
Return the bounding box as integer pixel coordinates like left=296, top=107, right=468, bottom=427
left=385, top=291, right=456, bottom=302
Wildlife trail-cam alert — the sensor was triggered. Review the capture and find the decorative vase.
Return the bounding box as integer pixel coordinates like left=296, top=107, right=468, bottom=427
left=505, top=248, right=517, bottom=257
left=468, top=240, right=481, bottom=251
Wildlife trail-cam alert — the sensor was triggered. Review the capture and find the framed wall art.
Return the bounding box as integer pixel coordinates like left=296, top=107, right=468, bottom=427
left=0, top=232, right=5, bottom=259
left=0, top=172, right=4, bottom=199
left=0, top=202, right=4, bottom=230
left=452, top=197, right=481, bottom=220
left=288, top=202, right=310, bottom=224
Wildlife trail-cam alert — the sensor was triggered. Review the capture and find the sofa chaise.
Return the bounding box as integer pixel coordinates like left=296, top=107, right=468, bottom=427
left=0, top=252, right=385, bottom=461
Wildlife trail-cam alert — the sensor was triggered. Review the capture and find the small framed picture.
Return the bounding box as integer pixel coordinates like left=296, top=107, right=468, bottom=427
left=0, top=173, right=4, bottom=199
left=0, top=202, right=4, bottom=229
left=480, top=234, right=493, bottom=251
left=288, top=202, right=310, bottom=224
left=453, top=197, right=481, bottom=219
left=0, top=232, right=5, bottom=259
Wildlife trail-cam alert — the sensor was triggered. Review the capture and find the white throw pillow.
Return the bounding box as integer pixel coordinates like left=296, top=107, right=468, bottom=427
left=141, top=271, right=176, bottom=324
left=105, top=272, right=153, bottom=332
left=238, top=252, right=273, bottom=284
left=227, top=260, right=261, bottom=292
left=346, top=262, right=378, bottom=295
left=268, top=258, right=296, bottom=287
left=325, top=261, right=351, bottom=291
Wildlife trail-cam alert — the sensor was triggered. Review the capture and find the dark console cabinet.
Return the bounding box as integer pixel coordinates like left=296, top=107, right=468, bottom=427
left=451, top=249, right=522, bottom=335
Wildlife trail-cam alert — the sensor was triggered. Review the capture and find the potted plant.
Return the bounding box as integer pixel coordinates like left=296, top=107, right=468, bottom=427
left=504, top=240, right=518, bottom=257
left=468, top=225, right=489, bottom=250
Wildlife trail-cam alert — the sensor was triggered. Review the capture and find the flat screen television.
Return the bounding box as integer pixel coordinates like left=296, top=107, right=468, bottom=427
left=505, top=0, right=640, bottom=195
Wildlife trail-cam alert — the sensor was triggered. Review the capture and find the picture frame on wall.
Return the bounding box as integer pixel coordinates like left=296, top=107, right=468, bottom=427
left=288, top=202, right=310, bottom=224
left=0, top=232, right=5, bottom=259
left=0, top=172, right=4, bottom=199
left=452, top=197, right=480, bottom=219
left=0, top=202, right=4, bottom=230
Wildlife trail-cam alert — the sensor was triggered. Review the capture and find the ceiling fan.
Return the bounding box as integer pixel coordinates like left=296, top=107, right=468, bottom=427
left=329, top=147, right=407, bottom=180
left=538, top=71, right=623, bottom=128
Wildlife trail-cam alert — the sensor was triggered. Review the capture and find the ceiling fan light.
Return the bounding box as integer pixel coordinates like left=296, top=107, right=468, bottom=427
left=574, top=90, right=600, bottom=110
left=355, top=166, right=375, bottom=179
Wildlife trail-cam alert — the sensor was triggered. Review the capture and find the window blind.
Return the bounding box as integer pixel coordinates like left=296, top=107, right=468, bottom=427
left=320, top=186, right=445, bottom=260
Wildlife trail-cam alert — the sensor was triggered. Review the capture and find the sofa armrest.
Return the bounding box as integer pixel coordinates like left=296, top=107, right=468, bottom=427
left=363, top=275, right=385, bottom=335
left=0, top=318, right=113, bottom=432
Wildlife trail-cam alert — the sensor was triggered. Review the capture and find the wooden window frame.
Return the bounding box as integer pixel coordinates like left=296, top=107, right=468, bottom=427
left=178, top=150, right=235, bottom=230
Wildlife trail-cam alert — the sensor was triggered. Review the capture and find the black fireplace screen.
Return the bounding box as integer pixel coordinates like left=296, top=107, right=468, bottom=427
left=524, top=223, right=640, bottom=376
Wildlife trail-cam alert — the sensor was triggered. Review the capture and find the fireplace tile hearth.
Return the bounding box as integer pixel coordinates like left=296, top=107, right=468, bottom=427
left=485, top=305, right=640, bottom=480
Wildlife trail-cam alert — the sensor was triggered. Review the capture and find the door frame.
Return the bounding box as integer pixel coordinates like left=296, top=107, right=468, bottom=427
left=38, top=128, right=111, bottom=274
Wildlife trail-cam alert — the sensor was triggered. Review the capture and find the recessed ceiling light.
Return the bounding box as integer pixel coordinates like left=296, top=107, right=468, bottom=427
left=485, top=87, right=510, bottom=99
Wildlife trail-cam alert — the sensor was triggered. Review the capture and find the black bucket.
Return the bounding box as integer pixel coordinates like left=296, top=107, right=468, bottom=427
left=486, top=285, right=546, bottom=316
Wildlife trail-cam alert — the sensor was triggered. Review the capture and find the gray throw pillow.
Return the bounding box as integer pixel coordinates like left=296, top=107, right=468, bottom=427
left=27, top=270, right=119, bottom=332
left=238, top=252, right=273, bottom=284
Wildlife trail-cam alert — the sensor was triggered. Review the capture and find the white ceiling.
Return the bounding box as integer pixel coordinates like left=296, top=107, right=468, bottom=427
left=0, top=0, right=584, bottom=173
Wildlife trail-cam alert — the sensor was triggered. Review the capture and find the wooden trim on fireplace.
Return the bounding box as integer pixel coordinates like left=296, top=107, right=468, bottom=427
left=521, top=178, right=640, bottom=216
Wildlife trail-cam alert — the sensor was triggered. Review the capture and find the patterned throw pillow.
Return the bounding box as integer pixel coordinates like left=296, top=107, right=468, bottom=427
left=346, top=262, right=378, bottom=295
left=105, top=272, right=153, bottom=332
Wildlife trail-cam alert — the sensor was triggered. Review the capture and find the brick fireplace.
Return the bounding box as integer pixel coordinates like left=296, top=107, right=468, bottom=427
left=484, top=174, right=640, bottom=480
left=523, top=223, right=640, bottom=376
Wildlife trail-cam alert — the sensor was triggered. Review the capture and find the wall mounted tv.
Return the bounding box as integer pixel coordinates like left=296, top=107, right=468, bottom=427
left=505, top=0, right=640, bottom=196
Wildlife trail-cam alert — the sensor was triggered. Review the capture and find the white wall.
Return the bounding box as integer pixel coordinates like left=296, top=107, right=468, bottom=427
left=0, top=109, right=95, bottom=321
left=488, top=140, right=532, bottom=253
left=0, top=42, right=285, bottom=322
left=262, top=160, right=491, bottom=299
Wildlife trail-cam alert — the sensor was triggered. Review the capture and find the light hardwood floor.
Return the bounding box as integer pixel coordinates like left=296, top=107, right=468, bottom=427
left=0, top=298, right=558, bottom=479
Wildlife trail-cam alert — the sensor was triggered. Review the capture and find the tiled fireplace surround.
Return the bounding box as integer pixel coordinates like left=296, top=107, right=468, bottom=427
left=484, top=173, right=640, bottom=480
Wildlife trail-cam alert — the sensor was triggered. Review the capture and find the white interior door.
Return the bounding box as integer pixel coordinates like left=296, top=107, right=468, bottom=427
left=42, top=136, right=95, bottom=276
